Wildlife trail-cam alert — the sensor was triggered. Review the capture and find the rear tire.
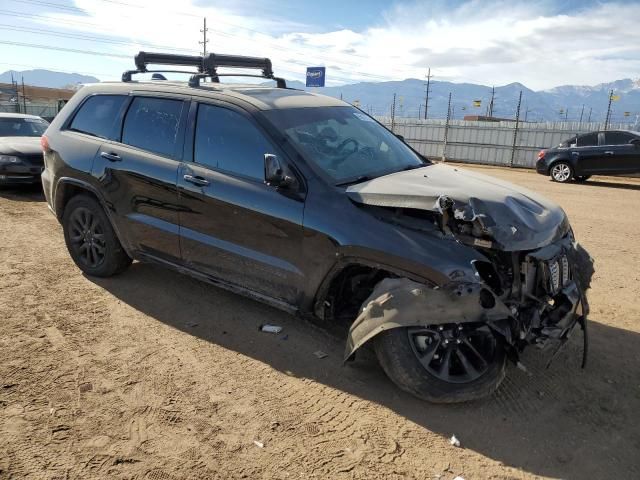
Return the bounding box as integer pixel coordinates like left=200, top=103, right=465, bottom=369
left=62, top=195, right=131, bottom=277
left=374, top=324, right=506, bottom=403
left=550, top=161, right=573, bottom=183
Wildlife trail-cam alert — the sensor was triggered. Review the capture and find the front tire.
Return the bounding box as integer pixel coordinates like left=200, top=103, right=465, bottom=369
left=374, top=324, right=506, bottom=403
left=550, top=162, right=573, bottom=183
left=62, top=195, right=131, bottom=277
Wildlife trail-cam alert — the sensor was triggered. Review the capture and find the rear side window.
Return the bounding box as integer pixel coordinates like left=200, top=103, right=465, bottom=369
left=69, top=95, right=127, bottom=139
left=194, top=104, right=272, bottom=180
left=122, top=97, right=184, bottom=157
left=576, top=132, right=598, bottom=147
left=604, top=131, right=635, bottom=145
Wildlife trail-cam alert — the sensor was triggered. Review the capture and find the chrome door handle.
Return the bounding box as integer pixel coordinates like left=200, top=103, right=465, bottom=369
left=100, top=151, right=121, bottom=162
left=183, top=174, right=210, bottom=186
left=604, top=151, right=614, bottom=155
left=571, top=151, right=579, bottom=156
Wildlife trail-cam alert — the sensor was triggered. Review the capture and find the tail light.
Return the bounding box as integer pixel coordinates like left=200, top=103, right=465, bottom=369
left=537, top=150, right=546, bottom=160
left=40, top=135, right=50, bottom=152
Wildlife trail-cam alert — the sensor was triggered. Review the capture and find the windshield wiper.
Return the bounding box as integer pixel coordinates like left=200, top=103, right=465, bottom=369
left=335, top=175, right=372, bottom=186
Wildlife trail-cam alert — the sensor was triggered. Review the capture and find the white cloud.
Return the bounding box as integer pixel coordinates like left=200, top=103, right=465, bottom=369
left=33, top=0, right=640, bottom=89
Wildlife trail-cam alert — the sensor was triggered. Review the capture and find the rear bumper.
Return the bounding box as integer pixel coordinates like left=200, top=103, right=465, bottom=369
left=535, top=160, right=548, bottom=175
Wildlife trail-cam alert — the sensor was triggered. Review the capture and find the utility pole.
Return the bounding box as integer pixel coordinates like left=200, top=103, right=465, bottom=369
left=390, top=93, right=396, bottom=132
left=565, top=108, right=569, bottom=121
left=423, top=67, right=432, bottom=120
left=604, top=89, right=614, bottom=130
left=199, top=17, right=209, bottom=71
left=442, top=92, right=452, bottom=162
left=579, top=104, right=585, bottom=123
left=510, top=90, right=523, bottom=168
left=21, top=77, right=27, bottom=114
left=488, top=86, right=495, bottom=117
left=588, top=107, right=592, bottom=123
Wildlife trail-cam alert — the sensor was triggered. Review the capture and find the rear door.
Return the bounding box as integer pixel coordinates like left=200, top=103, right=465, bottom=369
left=177, top=100, right=306, bottom=304
left=91, top=94, right=187, bottom=262
left=603, top=131, right=640, bottom=174
left=573, top=132, right=606, bottom=175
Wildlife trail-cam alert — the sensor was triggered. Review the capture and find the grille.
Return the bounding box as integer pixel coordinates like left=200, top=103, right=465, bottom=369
left=545, top=254, right=570, bottom=294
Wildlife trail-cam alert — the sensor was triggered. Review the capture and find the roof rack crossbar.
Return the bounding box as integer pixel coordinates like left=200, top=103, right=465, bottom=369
left=203, top=53, right=273, bottom=77
left=122, top=51, right=286, bottom=87
left=135, top=52, right=204, bottom=73
left=188, top=73, right=287, bottom=88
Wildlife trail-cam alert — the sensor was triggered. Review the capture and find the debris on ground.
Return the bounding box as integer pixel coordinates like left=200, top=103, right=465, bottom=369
left=313, top=350, right=328, bottom=359
left=453, top=476, right=465, bottom=480
left=253, top=440, right=264, bottom=448
left=259, top=324, right=282, bottom=334
left=450, top=435, right=461, bottom=447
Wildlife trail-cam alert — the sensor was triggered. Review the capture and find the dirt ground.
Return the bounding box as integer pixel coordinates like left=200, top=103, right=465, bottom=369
left=1, top=165, right=639, bottom=480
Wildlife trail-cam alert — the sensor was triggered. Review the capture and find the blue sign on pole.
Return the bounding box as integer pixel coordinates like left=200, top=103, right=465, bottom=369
left=306, top=67, right=326, bottom=87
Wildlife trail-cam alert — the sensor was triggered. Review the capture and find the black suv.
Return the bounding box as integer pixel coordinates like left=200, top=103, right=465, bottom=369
left=537, top=130, right=640, bottom=182
left=42, top=52, right=593, bottom=403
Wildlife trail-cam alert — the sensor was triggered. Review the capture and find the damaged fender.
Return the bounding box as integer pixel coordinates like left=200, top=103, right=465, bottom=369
left=344, top=277, right=511, bottom=361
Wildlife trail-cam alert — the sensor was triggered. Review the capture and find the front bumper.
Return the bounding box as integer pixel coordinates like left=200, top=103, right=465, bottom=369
left=0, top=158, right=44, bottom=185
left=345, top=235, right=593, bottom=363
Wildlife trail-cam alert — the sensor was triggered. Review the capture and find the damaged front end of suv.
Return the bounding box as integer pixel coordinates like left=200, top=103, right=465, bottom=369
left=342, top=164, right=594, bottom=403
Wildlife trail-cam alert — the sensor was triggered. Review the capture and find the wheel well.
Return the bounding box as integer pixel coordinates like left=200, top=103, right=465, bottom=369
left=55, top=182, right=100, bottom=220
left=320, top=264, right=395, bottom=323
left=548, top=158, right=572, bottom=172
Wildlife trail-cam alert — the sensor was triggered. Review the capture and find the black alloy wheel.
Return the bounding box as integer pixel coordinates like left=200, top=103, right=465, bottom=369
left=62, top=195, right=132, bottom=277
left=68, top=206, right=107, bottom=269
left=406, top=323, right=498, bottom=384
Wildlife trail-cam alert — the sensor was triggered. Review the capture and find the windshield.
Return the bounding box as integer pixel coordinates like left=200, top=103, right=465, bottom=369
left=263, top=106, right=426, bottom=184
left=0, top=117, right=49, bottom=137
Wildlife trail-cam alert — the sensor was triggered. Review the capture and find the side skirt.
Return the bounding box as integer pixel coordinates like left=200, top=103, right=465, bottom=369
left=136, top=252, right=299, bottom=316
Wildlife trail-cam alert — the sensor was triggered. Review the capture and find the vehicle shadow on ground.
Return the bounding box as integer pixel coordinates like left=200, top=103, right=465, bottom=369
left=91, top=262, right=640, bottom=479
left=576, top=179, right=640, bottom=191
left=0, top=184, right=45, bottom=202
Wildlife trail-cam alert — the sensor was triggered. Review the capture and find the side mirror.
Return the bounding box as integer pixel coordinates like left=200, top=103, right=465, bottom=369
left=395, top=134, right=405, bottom=142
left=264, top=154, right=295, bottom=188
left=630, top=138, right=640, bottom=147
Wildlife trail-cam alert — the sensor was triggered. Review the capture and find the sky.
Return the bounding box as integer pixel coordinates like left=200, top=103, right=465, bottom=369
left=1, top=0, right=639, bottom=89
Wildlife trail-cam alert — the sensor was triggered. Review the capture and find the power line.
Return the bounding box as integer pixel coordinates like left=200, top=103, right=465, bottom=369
left=0, top=23, right=200, bottom=54
left=0, top=40, right=130, bottom=59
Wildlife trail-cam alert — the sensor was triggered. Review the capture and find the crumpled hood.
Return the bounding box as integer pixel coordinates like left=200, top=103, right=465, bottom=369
left=0, top=136, right=42, bottom=156
left=346, top=163, right=569, bottom=251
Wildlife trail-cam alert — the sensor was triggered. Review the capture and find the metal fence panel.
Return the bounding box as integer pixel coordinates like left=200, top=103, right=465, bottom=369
left=376, top=116, right=638, bottom=168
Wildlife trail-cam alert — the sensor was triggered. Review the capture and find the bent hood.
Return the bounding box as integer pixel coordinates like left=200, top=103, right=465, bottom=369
left=0, top=136, right=42, bottom=156
left=346, top=163, right=569, bottom=251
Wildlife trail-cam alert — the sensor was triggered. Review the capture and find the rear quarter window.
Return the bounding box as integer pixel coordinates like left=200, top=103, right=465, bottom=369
left=68, top=95, right=127, bottom=140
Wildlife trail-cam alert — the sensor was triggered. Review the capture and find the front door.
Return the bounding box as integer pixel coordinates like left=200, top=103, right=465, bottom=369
left=603, top=131, right=640, bottom=174
left=177, top=101, right=305, bottom=304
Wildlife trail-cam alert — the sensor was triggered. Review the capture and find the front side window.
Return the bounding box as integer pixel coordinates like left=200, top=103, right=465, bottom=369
left=604, top=131, right=635, bottom=145
left=194, top=104, right=272, bottom=181
left=69, top=95, right=127, bottom=139
left=0, top=117, right=48, bottom=137
left=122, top=97, right=184, bottom=157
left=263, top=106, right=425, bottom=184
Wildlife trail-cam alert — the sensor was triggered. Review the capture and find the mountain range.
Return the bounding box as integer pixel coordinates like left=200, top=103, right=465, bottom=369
left=1, top=68, right=638, bottom=123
